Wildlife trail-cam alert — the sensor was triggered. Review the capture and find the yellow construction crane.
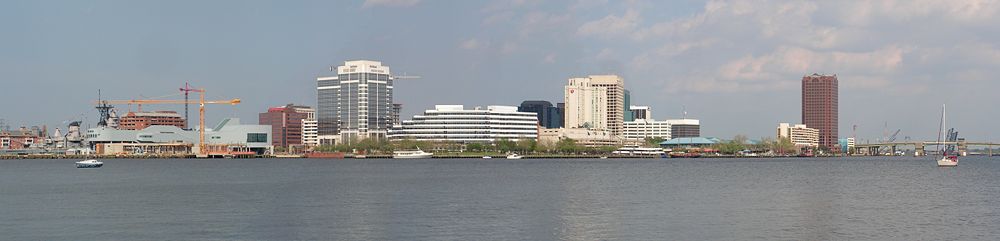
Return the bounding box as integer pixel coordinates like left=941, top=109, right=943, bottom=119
left=96, top=89, right=240, bottom=155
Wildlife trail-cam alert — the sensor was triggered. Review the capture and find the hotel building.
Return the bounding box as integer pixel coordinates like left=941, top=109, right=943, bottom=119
left=389, top=105, right=538, bottom=143
left=564, top=75, right=624, bottom=137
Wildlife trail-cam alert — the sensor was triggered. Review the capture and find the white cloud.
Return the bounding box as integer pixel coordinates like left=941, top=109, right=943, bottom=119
left=543, top=53, right=556, bottom=63
left=577, top=9, right=640, bottom=38
left=362, top=0, right=420, bottom=8
left=459, top=39, right=485, bottom=50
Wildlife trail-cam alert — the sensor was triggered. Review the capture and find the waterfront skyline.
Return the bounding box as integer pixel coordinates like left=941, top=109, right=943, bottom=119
left=3, top=1, right=1000, bottom=141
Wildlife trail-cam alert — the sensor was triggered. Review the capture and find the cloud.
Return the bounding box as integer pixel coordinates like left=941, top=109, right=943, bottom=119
left=568, top=0, right=1000, bottom=96
left=459, top=38, right=485, bottom=50
left=543, top=53, right=556, bottom=63
left=362, top=0, right=420, bottom=8
left=577, top=9, right=640, bottom=38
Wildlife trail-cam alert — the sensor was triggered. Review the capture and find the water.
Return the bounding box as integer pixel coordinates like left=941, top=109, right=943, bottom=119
left=2, top=157, right=999, bottom=240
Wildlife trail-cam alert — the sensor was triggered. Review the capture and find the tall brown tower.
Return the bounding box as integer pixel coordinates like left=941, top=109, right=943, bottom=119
left=802, top=73, right=839, bottom=151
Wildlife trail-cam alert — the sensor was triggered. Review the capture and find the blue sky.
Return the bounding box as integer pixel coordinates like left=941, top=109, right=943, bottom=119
left=2, top=0, right=999, bottom=142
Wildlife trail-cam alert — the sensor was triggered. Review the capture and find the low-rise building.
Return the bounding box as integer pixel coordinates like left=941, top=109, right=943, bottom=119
left=0, top=129, right=46, bottom=150
left=86, top=118, right=272, bottom=155
left=666, top=119, right=700, bottom=138
left=118, top=111, right=187, bottom=130
left=622, top=119, right=671, bottom=141
left=839, top=138, right=856, bottom=153
left=259, top=104, right=312, bottom=148
left=538, top=128, right=621, bottom=147
left=389, top=105, right=538, bottom=143
left=777, top=123, right=819, bottom=148
left=658, top=137, right=719, bottom=148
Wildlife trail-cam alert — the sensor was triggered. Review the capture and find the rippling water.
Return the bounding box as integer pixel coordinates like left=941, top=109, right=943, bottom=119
left=2, top=157, right=999, bottom=240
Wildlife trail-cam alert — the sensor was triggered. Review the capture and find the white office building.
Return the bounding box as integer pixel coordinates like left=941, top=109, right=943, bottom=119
left=389, top=105, right=538, bottom=143
left=777, top=123, right=819, bottom=147
left=623, top=119, right=671, bottom=140
left=316, top=60, right=394, bottom=144
left=629, top=105, right=651, bottom=120
left=300, top=107, right=318, bottom=146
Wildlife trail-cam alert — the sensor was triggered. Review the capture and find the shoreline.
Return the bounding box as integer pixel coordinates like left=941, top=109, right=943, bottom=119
left=0, top=154, right=906, bottom=160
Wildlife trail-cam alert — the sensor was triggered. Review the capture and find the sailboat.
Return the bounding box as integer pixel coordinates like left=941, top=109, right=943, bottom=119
left=937, top=104, right=958, bottom=167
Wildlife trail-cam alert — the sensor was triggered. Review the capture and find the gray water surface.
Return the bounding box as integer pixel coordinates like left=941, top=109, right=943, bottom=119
left=2, top=157, right=999, bottom=240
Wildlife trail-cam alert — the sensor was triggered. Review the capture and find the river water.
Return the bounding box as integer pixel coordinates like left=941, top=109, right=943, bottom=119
left=2, top=157, right=999, bottom=240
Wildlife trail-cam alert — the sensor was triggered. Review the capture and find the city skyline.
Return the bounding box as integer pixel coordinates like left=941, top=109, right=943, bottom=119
left=3, top=1, right=1000, bottom=141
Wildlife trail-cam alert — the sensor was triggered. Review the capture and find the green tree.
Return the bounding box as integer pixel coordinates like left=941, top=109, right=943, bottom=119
left=466, top=143, right=485, bottom=152
left=515, top=139, right=537, bottom=153
left=556, top=138, right=579, bottom=154
left=644, top=137, right=666, bottom=147
left=496, top=138, right=517, bottom=153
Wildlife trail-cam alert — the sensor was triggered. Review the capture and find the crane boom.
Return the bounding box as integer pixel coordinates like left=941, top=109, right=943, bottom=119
left=95, top=89, right=238, bottom=156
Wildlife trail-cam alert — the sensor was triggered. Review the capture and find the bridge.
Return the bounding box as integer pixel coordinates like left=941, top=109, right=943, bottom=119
left=854, top=141, right=1000, bottom=156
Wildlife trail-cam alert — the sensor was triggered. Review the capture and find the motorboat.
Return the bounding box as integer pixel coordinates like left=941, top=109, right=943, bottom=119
left=393, top=150, right=433, bottom=159
left=76, top=159, right=103, bottom=168
left=506, top=153, right=523, bottom=159
left=482, top=156, right=493, bottom=159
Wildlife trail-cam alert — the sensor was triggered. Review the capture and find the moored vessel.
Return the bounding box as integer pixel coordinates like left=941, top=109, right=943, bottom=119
left=393, top=149, right=433, bottom=159
left=75, top=159, right=103, bottom=168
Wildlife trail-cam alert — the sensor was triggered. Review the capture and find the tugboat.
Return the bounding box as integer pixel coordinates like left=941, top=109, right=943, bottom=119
left=76, top=159, right=103, bottom=168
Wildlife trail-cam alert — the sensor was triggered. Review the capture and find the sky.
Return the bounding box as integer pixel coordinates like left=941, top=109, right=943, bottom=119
left=2, top=0, right=999, bottom=142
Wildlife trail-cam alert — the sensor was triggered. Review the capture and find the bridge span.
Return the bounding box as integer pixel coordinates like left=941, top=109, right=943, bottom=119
left=854, top=141, right=1000, bottom=156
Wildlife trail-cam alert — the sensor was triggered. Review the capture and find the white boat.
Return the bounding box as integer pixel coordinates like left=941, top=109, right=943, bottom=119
left=76, top=159, right=103, bottom=168
left=482, top=156, right=492, bottom=159
left=938, top=156, right=958, bottom=167
left=506, top=153, right=522, bottom=159
left=393, top=150, right=433, bottom=159
left=612, top=146, right=666, bottom=156
left=936, top=104, right=958, bottom=167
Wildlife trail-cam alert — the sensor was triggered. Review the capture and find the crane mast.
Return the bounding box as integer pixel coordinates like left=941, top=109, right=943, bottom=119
left=97, top=90, right=239, bottom=156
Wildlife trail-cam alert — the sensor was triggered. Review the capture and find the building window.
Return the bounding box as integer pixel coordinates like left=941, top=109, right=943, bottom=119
left=1, top=138, right=9, bottom=147
left=247, top=133, right=268, bottom=143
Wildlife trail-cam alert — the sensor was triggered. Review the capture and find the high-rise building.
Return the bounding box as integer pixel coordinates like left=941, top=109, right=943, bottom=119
left=518, top=100, right=563, bottom=128
left=629, top=106, right=651, bottom=120
left=801, top=73, right=838, bottom=150
left=316, top=60, right=394, bottom=144
left=623, top=89, right=633, bottom=121
left=259, top=104, right=312, bottom=148
left=118, top=111, right=186, bottom=130
left=776, top=123, right=819, bottom=148
left=389, top=105, right=538, bottom=143
left=666, top=119, right=700, bottom=138
left=564, top=75, right=624, bottom=137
